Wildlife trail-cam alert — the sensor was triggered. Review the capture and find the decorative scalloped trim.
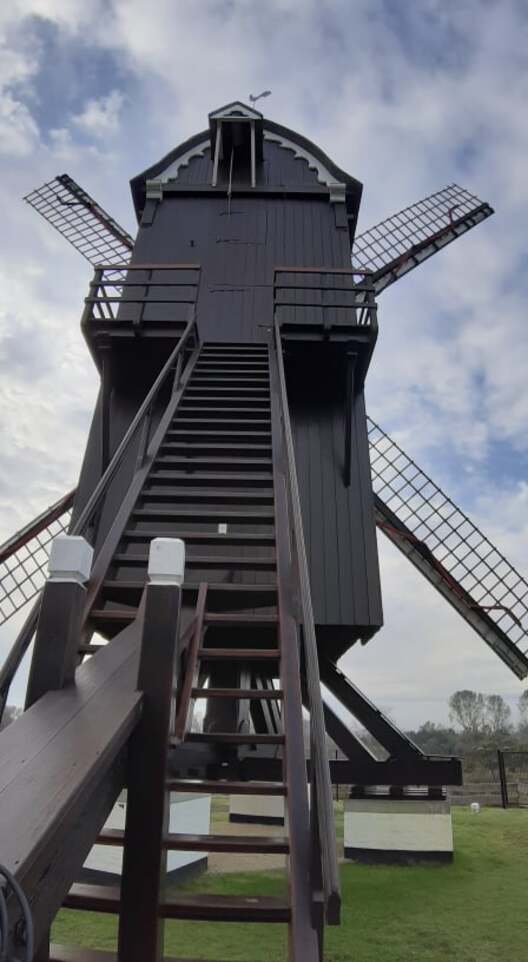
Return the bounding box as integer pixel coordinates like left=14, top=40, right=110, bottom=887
left=157, top=139, right=210, bottom=183
left=263, top=131, right=344, bottom=191
left=151, top=128, right=345, bottom=195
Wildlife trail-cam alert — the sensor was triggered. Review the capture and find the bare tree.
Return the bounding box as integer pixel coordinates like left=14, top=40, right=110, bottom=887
left=519, top=690, right=528, bottom=723
left=484, top=694, right=512, bottom=739
left=448, top=690, right=486, bottom=738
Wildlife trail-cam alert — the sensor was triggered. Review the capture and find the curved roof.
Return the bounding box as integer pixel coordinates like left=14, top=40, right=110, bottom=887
left=130, top=103, right=363, bottom=236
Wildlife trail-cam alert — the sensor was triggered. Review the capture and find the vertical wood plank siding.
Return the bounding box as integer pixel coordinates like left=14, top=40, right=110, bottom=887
left=76, top=136, right=382, bottom=648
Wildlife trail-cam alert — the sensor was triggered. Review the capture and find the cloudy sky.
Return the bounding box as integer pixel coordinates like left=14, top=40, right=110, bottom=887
left=1, top=0, right=527, bottom=728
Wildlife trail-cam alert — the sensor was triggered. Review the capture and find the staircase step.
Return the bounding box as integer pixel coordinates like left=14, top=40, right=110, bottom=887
left=147, top=472, right=274, bottom=488
left=114, top=553, right=276, bottom=570
left=198, top=648, right=280, bottom=661
left=166, top=778, right=287, bottom=796
left=165, top=833, right=289, bottom=854
left=64, top=884, right=120, bottom=914
left=184, top=733, right=285, bottom=745
left=90, top=609, right=135, bottom=627
left=123, top=530, right=275, bottom=545
left=204, top=612, right=278, bottom=626
left=160, top=442, right=272, bottom=456
left=180, top=399, right=270, bottom=410
left=139, top=486, right=274, bottom=505
left=183, top=390, right=270, bottom=400
left=165, top=429, right=271, bottom=441
left=131, top=508, right=274, bottom=524
left=199, top=347, right=268, bottom=354
left=190, top=377, right=270, bottom=387
left=177, top=407, right=271, bottom=420
left=64, top=883, right=288, bottom=923
left=191, top=688, right=283, bottom=700
left=194, top=363, right=269, bottom=373
left=96, top=829, right=288, bottom=854
left=102, top=582, right=277, bottom=610
left=153, top=456, right=272, bottom=471
left=172, top=418, right=271, bottom=429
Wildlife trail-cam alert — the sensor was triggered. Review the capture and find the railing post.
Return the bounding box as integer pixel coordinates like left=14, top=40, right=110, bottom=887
left=498, top=749, right=509, bottom=809
left=118, top=538, right=185, bottom=962
left=25, top=535, right=94, bottom=710
left=23, top=534, right=93, bottom=962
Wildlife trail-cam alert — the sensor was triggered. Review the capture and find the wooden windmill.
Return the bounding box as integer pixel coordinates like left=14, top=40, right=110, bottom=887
left=1, top=102, right=527, bottom=962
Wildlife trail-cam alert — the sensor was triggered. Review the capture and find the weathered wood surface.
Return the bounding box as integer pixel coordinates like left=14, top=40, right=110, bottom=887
left=0, top=615, right=144, bottom=947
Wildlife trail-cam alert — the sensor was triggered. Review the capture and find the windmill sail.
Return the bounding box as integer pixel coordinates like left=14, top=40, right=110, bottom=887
left=353, top=184, right=493, bottom=295
left=24, top=173, right=134, bottom=265
left=0, top=490, right=74, bottom=626
left=368, top=418, right=528, bottom=679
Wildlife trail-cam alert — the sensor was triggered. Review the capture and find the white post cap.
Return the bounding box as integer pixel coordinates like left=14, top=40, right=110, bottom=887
left=48, top=535, right=94, bottom=585
left=148, top=538, right=185, bottom=587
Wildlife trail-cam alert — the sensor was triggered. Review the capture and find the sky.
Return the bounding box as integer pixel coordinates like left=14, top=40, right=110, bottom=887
left=0, top=0, right=527, bottom=729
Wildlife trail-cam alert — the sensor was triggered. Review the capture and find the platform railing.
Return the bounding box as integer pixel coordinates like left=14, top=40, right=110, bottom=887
left=82, top=263, right=201, bottom=330
left=273, top=266, right=377, bottom=330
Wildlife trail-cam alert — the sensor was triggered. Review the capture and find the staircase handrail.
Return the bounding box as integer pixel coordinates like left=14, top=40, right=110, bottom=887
left=0, top=314, right=199, bottom=719
left=74, top=313, right=198, bottom=535
left=273, top=318, right=341, bottom=924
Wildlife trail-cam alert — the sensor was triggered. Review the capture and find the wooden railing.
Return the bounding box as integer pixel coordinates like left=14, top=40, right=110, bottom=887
left=273, top=266, right=377, bottom=330
left=82, top=263, right=201, bottom=332
left=0, top=316, right=200, bottom=721
left=272, top=319, right=341, bottom=928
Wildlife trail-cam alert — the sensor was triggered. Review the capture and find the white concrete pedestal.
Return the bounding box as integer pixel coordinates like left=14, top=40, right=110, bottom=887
left=83, top=792, right=211, bottom=882
left=344, top=797, right=453, bottom=864
left=229, top=794, right=285, bottom=825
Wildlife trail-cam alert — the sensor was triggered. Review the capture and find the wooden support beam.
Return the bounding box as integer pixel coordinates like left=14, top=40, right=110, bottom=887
left=118, top=542, right=184, bottom=962
left=0, top=616, right=143, bottom=953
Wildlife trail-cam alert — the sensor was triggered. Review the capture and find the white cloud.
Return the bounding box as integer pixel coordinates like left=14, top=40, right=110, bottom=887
left=72, top=89, right=125, bottom=138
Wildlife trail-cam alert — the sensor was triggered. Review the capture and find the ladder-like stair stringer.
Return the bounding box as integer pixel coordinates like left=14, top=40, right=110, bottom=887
left=55, top=342, right=325, bottom=962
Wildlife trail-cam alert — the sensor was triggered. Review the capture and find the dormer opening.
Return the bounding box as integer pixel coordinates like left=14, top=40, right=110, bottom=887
left=209, top=102, right=264, bottom=189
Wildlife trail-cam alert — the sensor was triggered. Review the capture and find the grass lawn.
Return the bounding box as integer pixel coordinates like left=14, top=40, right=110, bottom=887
left=53, top=806, right=528, bottom=962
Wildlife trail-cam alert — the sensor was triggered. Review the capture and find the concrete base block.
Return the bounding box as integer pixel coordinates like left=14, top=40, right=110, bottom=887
left=344, top=797, right=454, bottom=864
left=229, top=794, right=285, bottom=825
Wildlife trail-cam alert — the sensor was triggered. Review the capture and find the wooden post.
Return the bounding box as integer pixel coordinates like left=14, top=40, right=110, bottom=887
left=24, top=534, right=93, bottom=961
left=25, top=535, right=93, bottom=710
left=118, top=538, right=185, bottom=962
left=497, top=749, right=509, bottom=809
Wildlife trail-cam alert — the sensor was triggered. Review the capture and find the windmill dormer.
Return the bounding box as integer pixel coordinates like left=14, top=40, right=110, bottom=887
left=208, top=101, right=264, bottom=187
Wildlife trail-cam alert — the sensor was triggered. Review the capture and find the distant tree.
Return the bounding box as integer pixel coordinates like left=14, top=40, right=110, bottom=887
left=519, top=690, right=528, bottom=723
left=449, top=690, right=486, bottom=739
left=484, top=694, right=512, bottom=740
left=406, top=721, right=459, bottom=755
left=0, top=705, right=22, bottom=730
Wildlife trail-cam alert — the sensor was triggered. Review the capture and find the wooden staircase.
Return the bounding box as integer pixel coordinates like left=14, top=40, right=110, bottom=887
left=50, top=342, right=336, bottom=962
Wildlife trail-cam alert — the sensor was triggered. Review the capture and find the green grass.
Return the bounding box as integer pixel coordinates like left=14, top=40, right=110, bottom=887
left=52, top=807, right=528, bottom=962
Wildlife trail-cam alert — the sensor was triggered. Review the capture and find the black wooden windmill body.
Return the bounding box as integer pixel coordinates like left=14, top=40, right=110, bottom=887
left=1, top=102, right=527, bottom=962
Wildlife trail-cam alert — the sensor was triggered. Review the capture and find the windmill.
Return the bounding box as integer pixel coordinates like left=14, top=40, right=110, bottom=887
left=0, top=102, right=527, bottom=962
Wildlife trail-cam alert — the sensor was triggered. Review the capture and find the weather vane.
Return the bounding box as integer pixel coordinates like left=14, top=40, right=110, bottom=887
left=249, top=90, right=271, bottom=104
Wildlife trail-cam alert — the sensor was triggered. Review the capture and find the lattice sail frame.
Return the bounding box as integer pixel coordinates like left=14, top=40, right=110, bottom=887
left=353, top=184, right=493, bottom=293
left=24, top=174, right=134, bottom=266
left=0, top=493, right=74, bottom=626
left=368, top=418, right=528, bottom=669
